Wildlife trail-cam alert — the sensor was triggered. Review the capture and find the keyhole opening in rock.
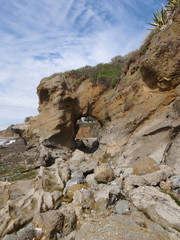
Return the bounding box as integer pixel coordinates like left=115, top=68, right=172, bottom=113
left=74, top=116, right=101, bottom=153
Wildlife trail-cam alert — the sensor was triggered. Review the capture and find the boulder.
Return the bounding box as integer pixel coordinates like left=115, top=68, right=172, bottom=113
left=59, top=206, right=77, bottom=235
left=3, top=235, right=19, bottom=240
left=124, top=165, right=174, bottom=193
left=72, top=189, right=95, bottom=219
left=171, top=176, right=180, bottom=189
left=55, top=158, right=70, bottom=184
left=69, top=149, right=85, bottom=166
left=94, top=188, right=110, bottom=210
left=17, top=226, right=37, bottom=240
left=160, top=179, right=172, bottom=191
left=130, top=186, right=180, bottom=229
left=78, top=160, right=98, bottom=175
left=94, top=164, right=114, bottom=183
left=133, top=156, right=160, bottom=176
left=115, top=200, right=130, bottom=214
left=86, top=173, right=98, bottom=187
left=65, top=169, right=84, bottom=191
left=66, top=184, right=85, bottom=200
left=33, top=210, right=64, bottom=239
left=94, top=183, right=123, bottom=210
left=122, top=168, right=133, bottom=179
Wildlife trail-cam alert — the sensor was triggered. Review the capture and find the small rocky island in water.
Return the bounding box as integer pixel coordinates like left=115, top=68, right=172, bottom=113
left=0, top=4, right=180, bottom=240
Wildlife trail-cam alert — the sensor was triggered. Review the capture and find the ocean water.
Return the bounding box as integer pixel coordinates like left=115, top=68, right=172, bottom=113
left=0, top=138, right=17, bottom=147
left=0, top=139, right=7, bottom=146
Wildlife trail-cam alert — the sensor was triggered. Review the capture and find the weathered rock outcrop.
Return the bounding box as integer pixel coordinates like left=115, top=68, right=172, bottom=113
left=12, top=11, right=180, bottom=171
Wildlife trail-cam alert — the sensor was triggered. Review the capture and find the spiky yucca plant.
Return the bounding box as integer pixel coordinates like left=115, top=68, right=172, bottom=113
left=150, top=8, right=167, bottom=29
left=167, top=0, right=180, bottom=10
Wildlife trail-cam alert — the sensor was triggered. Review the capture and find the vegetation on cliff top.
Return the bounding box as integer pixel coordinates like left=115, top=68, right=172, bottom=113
left=150, top=0, right=180, bottom=29
left=44, top=0, right=179, bottom=90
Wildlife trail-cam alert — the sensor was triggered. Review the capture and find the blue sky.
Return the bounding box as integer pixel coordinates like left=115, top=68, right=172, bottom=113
left=0, top=0, right=166, bottom=130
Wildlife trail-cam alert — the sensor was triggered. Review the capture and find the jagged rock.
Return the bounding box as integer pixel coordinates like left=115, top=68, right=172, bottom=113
left=66, top=184, right=85, bottom=200
left=166, top=132, right=180, bottom=174
left=16, top=225, right=37, bottom=240
left=59, top=205, right=77, bottom=235
left=39, top=144, right=69, bottom=166
left=53, top=201, right=62, bottom=210
left=65, top=169, right=84, bottom=193
left=175, top=84, right=180, bottom=96
left=86, top=173, right=98, bottom=187
left=173, top=97, right=180, bottom=114
left=94, top=188, right=110, bottom=210
left=124, top=165, right=174, bottom=193
left=160, top=179, right=172, bottom=191
left=94, top=183, right=123, bottom=210
left=69, top=167, right=84, bottom=180
left=33, top=210, right=64, bottom=239
left=130, top=186, right=180, bottom=229
left=94, top=164, right=114, bottom=183
left=122, top=168, right=133, bottom=179
left=114, top=168, right=122, bottom=177
left=51, top=158, right=70, bottom=189
left=133, top=156, right=160, bottom=175
left=22, top=147, right=40, bottom=167
left=69, top=149, right=85, bottom=166
left=76, top=138, right=99, bottom=153
left=171, top=176, right=180, bottom=189
left=72, top=189, right=95, bottom=219
left=67, top=211, right=178, bottom=240
left=55, top=158, right=70, bottom=183
left=3, top=235, right=19, bottom=240
left=78, top=160, right=98, bottom=175
left=115, top=200, right=130, bottom=214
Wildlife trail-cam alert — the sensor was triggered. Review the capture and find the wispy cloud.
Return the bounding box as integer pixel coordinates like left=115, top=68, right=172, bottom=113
left=0, top=0, right=166, bottom=129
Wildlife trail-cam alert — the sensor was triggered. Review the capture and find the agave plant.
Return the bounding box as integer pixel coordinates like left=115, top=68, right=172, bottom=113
left=167, top=0, right=180, bottom=10
left=150, top=8, right=167, bottom=29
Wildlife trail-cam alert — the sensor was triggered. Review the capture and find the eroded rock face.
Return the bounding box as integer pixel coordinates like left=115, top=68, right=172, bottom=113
left=11, top=13, right=180, bottom=174
left=130, top=186, right=180, bottom=229
left=33, top=210, right=64, bottom=239
left=133, top=157, right=160, bottom=175
left=13, top=76, right=105, bottom=151
left=140, top=12, right=180, bottom=90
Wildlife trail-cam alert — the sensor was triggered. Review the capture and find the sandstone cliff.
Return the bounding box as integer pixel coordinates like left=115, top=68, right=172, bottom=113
left=13, top=9, right=180, bottom=167
left=0, top=125, right=18, bottom=138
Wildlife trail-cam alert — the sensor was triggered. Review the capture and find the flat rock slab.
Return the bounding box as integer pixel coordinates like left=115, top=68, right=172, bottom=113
left=130, top=186, right=180, bottom=229
left=133, top=156, right=160, bottom=175
left=67, top=213, right=175, bottom=240
left=115, top=200, right=130, bottom=214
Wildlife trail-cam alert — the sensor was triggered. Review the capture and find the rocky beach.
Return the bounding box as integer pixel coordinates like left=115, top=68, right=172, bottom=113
left=0, top=5, right=180, bottom=240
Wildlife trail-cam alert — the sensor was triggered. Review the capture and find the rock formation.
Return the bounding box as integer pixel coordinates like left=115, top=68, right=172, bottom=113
left=1, top=7, right=180, bottom=240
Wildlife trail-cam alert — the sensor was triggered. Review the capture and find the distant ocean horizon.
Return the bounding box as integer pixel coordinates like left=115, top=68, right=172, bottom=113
left=0, top=138, right=6, bottom=146
left=0, top=138, right=17, bottom=147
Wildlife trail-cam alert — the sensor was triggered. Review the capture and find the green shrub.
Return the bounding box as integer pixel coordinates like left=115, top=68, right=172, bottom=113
left=150, top=8, right=167, bottom=29
left=67, top=62, right=123, bottom=88
left=97, top=63, right=122, bottom=88
left=167, top=0, right=180, bottom=10
left=111, top=55, right=124, bottom=64
left=167, top=192, right=180, bottom=206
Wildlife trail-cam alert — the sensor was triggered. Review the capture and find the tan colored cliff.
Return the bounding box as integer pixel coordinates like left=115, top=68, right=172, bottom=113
left=13, top=10, right=180, bottom=168
left=0, top=125, right=18, bottom=138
